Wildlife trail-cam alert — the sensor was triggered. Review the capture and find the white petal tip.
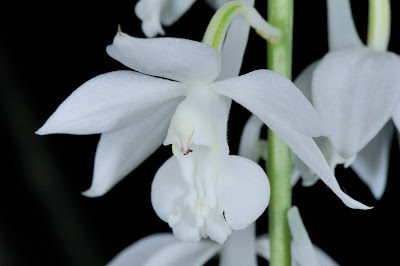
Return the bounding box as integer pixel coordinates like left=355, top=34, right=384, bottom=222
left=35, top=127, right=46, bottom=135
left=34, top=119, right=69, bottom=135
left=34, top=122, right=74, bottom=136
left=81, top=188, right=105, bottom=198
left=338, top=189, right=373, bottom=210
left=35, top=126, right=62, bottom=135
left=373, top=193, right=383, bottom=201
left=346, top=200, right=373, bottom=210
left=35, top=122, right=56, bottom=135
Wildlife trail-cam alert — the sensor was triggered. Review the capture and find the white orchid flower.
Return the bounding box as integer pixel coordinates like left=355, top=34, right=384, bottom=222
left=134, top=0, right=254, bottom=37
left=35, top=4, right=277, bottom=243
left=36, top=1, right=369, bottom=244
left=293, top=0, right=400, bottom=199
left=107, top=208, right=338, bottom=266
left=37, top=11, right=369, bottom=207
left=35, top=29, right=330, bottom=243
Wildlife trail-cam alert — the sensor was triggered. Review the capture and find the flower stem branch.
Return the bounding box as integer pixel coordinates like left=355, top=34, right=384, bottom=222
left=367, top=0, right=391, bottom=51
left=267, top=0, right=293, bottom=265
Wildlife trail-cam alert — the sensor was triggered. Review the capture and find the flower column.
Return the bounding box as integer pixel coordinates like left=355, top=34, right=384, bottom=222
left=267, top=0, right=293, bottom=265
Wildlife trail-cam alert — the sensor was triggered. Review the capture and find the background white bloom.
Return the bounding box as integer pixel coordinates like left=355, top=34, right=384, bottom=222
left=135, top=0, right=254, bottom=37
left=293, top=0, right=400, bottom=199
left=237, top=112, right=370, bottom=210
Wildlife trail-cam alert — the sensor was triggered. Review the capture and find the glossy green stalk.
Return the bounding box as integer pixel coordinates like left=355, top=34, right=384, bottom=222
left=267, top=0, right=293, bottom=265
left=367, top=0, right=391, bottom=51
left=202, top=1, right=281, bottom=51
left=202, top=1, right=243, bottom=51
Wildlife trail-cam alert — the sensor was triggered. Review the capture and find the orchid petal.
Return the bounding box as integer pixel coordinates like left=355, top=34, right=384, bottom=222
left=217, top=155, right=270, bottom=230
left=164, top=87, right=221, bottom=149
left=151, top=156, right=186, bottom=223
left=287, top=206, right=319, bottom=266
left=256, top=235, right=271, bottom=261
left=292, top=137, right=347, bottom=187
left=151, top=156, right=202, bottom=242
left=143, top=239, right=220, bottom=266
left=219, top=223, right=257, bottom=266
left=135, top=0, right=166, bottom=37
left=313, top=48, right=400, bottom=158
left=259, top=140, right=268, bottom=161
left=266, top=122, right=370, bottom=209
left=106, top=32, right=221, bottom=85
left=171, top=214, right=202, bottom=243
left=392, top=104, right=400, bottom=131
left=107, top=233, right=176, bottom=266
left=238, top=115, right=310, bottom=187
left=160, top=0, right=197, bottom=26
left=36, top=71, right=186, bottom=135
left=257, top=235, right=339, bottom=266
left=216, top=16, right=250, bottom=81
left=204, top=209, right=232, bottom=244
left=238, top=115, right=264, bottom=161
left=291, top=153, right=319, bottom=187
left=294, top=60, right=320, bottom=102
left=216, top=0, right=255, bottom=81
left=209, top=70, right=328, bottom=138
left=393, top=105, right=400, bottom=151
left=351, top=122, right=393, bottom=200
left=82, top=99, right=182, bottom=197
left=290, top=166, right=302, bottom=187
left=327, top=0, right=363, bottom=50
left=294, top=60, right=349, bottom=187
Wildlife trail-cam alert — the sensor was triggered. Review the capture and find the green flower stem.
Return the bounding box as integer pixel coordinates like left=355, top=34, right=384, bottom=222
left=202, top=1, right=281, bottom=51
left=267, top=0, right=293, bottom=265
left=367, top=0, right=391, bottom=51
left=202, top=1, right=243, bottom=50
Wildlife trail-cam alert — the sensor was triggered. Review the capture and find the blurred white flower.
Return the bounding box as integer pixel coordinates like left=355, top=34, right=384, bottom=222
left=107, top=207, right=338, bottom=266
left=293, top=0, right=400, bottom=199
left=134, top=0, right=254, bottom=37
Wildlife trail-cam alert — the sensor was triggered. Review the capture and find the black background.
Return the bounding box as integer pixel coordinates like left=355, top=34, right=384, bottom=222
left=1, top=0, right=399, bottom=265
